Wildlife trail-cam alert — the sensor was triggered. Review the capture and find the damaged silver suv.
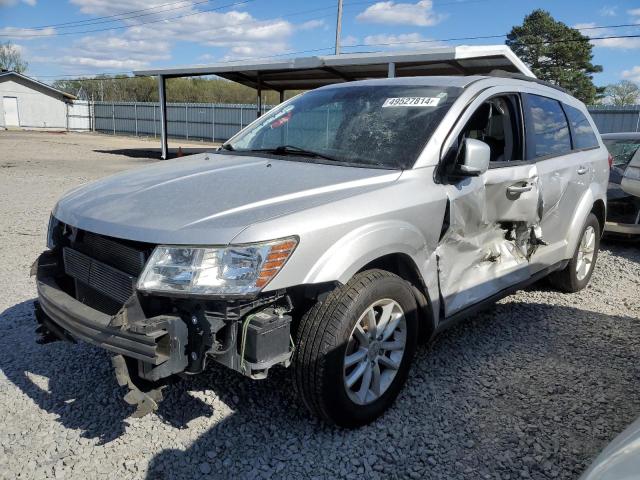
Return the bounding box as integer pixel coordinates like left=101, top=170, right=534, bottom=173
left=34, top=74, right=608, bottom=426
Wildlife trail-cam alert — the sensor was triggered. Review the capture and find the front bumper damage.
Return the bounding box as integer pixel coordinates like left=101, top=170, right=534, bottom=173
left=32, top=250, right=294, bottom=415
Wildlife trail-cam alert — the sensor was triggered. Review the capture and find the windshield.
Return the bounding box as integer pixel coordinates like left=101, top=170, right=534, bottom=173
left=604, top=139, right=640, bottom=168
left=225, top=84, right=462, bottom=169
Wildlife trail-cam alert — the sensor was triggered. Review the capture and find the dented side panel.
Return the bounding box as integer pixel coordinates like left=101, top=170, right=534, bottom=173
left=437, top=164, right=542, bottom=316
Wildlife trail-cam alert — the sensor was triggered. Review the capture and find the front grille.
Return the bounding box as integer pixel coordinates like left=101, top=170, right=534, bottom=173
left=63, top=247, right=134, bottom=304
left=75, top=231, right=146, bottom=276
left=59, top=229, right=152, bottom=315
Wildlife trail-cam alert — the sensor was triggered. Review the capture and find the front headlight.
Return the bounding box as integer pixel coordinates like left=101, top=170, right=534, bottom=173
left=136, top=237, right=298, bottom=296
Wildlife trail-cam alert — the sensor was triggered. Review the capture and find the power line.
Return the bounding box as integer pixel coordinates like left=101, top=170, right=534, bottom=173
left=0, top=0, right=258, bottom=37
left=33, top=31, right=640, bottom=81
left=48, top=2, right=216, bottom=31
left=576, top=22, right=640, bottom=31
left=0, top=0, right=488, bottom=37
left=29, top=1, right=209, bottom=30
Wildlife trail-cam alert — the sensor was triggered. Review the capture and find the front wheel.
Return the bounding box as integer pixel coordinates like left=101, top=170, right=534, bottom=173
left=549, top=212, right=600, bottom=293
left=292, top=269, right=418, bottom=427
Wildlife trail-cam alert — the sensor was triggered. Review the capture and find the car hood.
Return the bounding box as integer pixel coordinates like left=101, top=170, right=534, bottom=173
left=53, top=153, right=401, bottom=244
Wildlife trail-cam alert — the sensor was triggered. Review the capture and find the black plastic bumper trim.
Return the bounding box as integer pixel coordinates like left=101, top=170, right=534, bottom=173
left=36, top=275, right=169, bottom=365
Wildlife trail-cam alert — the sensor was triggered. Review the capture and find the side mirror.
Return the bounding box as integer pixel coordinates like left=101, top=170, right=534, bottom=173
left=457, top=138, right=490, bottom=176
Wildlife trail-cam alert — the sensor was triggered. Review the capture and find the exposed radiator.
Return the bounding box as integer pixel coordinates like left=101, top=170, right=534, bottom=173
left=63, top=246, right=135, bottom=308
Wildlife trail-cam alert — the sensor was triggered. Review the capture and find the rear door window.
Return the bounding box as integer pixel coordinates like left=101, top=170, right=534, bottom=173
left=603, top=139, right=640, bottom=168
left=564, top=105, right=599, bottom=150
left=523, top=94, right=572, bottom=159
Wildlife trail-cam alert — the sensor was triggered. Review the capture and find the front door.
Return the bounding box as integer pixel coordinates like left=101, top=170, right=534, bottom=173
left=3, top=96, right=19, bottom=127
left=437, top=94, right=543, bottom=316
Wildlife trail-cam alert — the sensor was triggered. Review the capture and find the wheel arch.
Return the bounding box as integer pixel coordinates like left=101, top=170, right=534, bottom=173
left=563, top=185, right=606, bottom=259
left=591, top=198, right=606, bottom=236
left=357, top=252, right=436, bottom=343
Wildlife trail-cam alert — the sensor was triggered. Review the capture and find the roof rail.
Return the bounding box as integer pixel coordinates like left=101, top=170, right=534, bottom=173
left=486, top=69, right=569, bottom=94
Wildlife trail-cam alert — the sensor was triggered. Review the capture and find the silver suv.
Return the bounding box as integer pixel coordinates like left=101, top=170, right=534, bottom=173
left=34, top=74, right=608, bottom=426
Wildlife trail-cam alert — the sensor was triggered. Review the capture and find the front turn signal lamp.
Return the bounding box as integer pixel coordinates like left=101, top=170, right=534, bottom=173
left=137, top=237, right=298, bottom=296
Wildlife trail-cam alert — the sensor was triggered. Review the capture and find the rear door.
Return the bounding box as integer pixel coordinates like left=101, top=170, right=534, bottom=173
left=524, top=95, right=601, bottom=267
left=437, top=91, right=542, bottom=316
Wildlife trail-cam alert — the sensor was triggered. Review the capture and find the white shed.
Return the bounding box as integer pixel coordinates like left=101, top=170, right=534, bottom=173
left=0, top=71, right=76, bottom=130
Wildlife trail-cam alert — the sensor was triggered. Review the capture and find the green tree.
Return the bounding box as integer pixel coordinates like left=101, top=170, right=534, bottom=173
left=604, top=80, right=640, bottom=106
left=0, top=41, right=28, bottom=73
left=506, top=9, right=602, bottom=104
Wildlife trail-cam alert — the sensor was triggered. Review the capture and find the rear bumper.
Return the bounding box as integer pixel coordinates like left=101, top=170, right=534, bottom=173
left=35, top=251, right=188, bottom=376
left=605, top=221, right=640, bottom=235
left=606, top=195, right=640, bottom=236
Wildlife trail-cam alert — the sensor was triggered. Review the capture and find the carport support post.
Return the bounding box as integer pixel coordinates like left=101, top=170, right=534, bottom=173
left=279, top=90, right=285, bottom=104
left=158, top=75, right=168, bottom=160
left=256, top=76, right=262, bottom=118
left=388, top=62, right=396, bottom=78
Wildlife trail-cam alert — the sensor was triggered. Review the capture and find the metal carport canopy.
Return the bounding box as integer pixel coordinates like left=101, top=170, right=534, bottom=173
left=133, top=45, right=535, bottom=159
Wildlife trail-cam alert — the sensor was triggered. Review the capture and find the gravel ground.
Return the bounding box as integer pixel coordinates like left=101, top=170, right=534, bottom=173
left=1, top=130, right=639, bottom=480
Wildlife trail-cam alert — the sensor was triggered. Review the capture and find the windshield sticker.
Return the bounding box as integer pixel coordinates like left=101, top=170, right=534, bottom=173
left=263, top=105, right=294, bottom=129
left=382, top=97, right=442, bottom=108
left=270, top=111, right=292, bottom=129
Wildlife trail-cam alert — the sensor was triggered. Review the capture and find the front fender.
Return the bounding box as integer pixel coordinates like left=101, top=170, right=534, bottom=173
left=303, top=220, right=432, bottom=285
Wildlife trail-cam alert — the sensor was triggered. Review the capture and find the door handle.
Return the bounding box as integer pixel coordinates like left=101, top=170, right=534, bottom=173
left=577, top=166, right=589, bottom=175
left=507, top=183, right=533, bottom=194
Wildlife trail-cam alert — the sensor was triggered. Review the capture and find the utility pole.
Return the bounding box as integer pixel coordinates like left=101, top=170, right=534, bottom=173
left=335, top=0, right=343, bottom=55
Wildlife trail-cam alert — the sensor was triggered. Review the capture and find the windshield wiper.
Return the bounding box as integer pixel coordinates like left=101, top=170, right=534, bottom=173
left=247, top=145, right=339, bottom=162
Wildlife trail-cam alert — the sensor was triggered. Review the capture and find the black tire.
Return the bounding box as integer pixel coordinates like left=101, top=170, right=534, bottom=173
left=548, top=212, right=600, bottom=293
left=292, top=269, right=418, bottom=427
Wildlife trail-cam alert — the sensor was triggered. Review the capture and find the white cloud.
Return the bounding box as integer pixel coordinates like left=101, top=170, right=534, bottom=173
left=122, top=10, right=296, bottom=61
left=0, top=26, right=55, bottom=39
left=0, top=0, right=36, bottom=6
left=44, top=34, right=172, bottom=73
left=357, top=0, right=445, bottom=26
left=60, top=56, right=150, bottom=70
left=69, top=0, right=165, bottom=15
left=622, top=66, right=640, bottom=83
left=628, top=8, right=640, bottom=17
left=575, top=22, right=640, bottom=49
left=341, top=35, right=359, bottom=47
left=599, top=5, right=617, bottom=16
left=11, top=1, right=318, bottom=75
left=363, top=33, right=448, bottom=49
left=299, top=19, right=325, bottom=30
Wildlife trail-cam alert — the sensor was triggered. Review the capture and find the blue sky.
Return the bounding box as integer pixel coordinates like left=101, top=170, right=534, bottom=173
left=1, top=0, right=639, bottom=86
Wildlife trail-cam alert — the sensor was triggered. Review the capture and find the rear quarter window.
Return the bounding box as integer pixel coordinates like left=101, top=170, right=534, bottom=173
left=524, top=94, right=572, bottom=159
left=564, top=105, right=599, bottom=150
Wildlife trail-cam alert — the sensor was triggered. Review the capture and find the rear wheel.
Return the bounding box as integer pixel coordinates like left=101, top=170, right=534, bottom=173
left=549, top=212, right=600, bottom=293
left=293, top=269, right=418, bottom=427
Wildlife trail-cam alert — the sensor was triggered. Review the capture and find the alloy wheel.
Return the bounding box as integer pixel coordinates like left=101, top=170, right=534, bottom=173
left=343, top=298, right=407, bottom=405
left=576, top=225, right=596, bottom=281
